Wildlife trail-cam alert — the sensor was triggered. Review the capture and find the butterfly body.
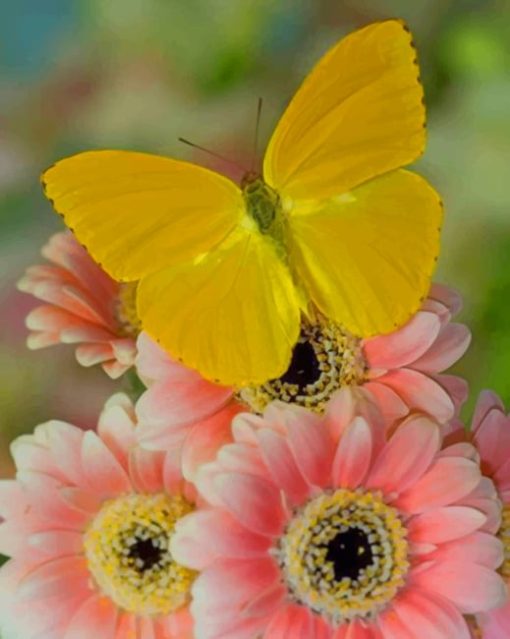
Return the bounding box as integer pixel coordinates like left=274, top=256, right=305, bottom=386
left=42, top=20, right=443, bottom=386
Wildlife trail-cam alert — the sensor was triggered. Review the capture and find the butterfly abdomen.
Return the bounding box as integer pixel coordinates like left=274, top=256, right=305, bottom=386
left=242, top=173, right=281, bottom=234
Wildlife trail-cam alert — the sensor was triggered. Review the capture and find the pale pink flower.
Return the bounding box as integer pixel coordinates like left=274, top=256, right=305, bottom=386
left=459, top=391, right=510, bottom=638
left=17, top=232, right=139, bottom=378
left=172, top=390, right=505, bottom=639
left=0, top=393, right=223, bottom=639
left=239, top=283, right=470, bottom=426
left=135, top=332, right=242, bottom=478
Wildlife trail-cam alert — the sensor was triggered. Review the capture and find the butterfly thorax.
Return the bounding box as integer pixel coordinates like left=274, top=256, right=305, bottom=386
left=241, top=172, right=281, bottom=235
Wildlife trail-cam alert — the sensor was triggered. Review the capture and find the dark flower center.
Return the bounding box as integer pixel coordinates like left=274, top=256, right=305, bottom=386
left=127, top=536, right=165, bottom=572
left=279, top=339, right=322, bottom=391
left=325, top=527, right=374, bottom=581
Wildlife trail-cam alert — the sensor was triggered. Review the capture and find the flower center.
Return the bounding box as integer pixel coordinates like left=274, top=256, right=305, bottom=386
left=239, top=319, right=366, bottom=413
left=114, top=282, right=142, bottom=337
left=277, top=489, right=409, bottom=624
left=498, top=504, right=510, bottom=578
left=84, top=493, right=195, bottom=615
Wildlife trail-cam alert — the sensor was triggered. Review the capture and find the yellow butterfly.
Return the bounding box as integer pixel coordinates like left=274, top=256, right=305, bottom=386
left=42, top=20, right=442, bottom=386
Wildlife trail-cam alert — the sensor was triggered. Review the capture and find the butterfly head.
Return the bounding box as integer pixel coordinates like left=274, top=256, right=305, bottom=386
left=241, top=171, right=281, bottom=234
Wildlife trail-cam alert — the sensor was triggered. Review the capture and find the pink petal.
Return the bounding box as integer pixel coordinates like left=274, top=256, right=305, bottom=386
left=61, top=325, right=115, bottom=343
left=171, top=509, right=271, bottom=569
left=393, top=588, right=471, bottom=639
left=431, top=374, right=468, bottom=415
left=18, top=556, right=89, bottom=600
left=408, top=506, right=486, bottom=544
left=255, top=427, right=311, bottom=504
left=136, top=376, right=232, bottom=436
left=181, top=403, right=241, bottom=483
left=18, top=471, right=90, bottom=529
left=76, top=343, right=114, bottom=366
left=191, top=558, right=280, bottom=619
left=216, top=443, right=267, bottom=478
left=27, top=530, right=84, bottom=557
left=325, top=387, right=383, bottom=443
left=412, top=324, right=471, bottom=373
left=377, top=369, right=454, bottom=423
left=363, top=311, right=440, bottom=369
left=282, top=408, right=333, bottom=487
left=135, top=331, right=200, bottom=384
left=478, top=600, right=510, bottom=639
left=472, top=390, right=504, bottom=431
left=63, top=594, right=118, bottom=639
left=332, top=417, right=373, bottom=489
left=363, top=381, right=410, bottom=425
left=473, top=407, right=510, bottom=475
left=128, top=447, right=165, bottom=493
left=264, top=604, right=313, bottom=639
left=367, top=415, right=440, bottom=494
left=80, top=431, right=132, bottom=497
left=0, top=480, right=30, bottom=519
left=97, top=394, right=137, bottom=469
left=414, top=561, right=507, bottom=613
left=156, top=608, right=194, bottom=639
left=430, top=532, right=504, bottom=570
left=428, top=283, right=463, bottom=316
left=213, top=472, right=286, bottom=536
left=162, top=448, right=186, bottom=495
left=396, top=458, right=482, bottom=513
left=102, top=359, right=131, bottom=379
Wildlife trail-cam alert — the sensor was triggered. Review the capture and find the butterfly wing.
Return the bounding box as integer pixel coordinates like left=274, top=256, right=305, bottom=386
left=287, top=170, right=442, bottom=336
left=264, top=20, right=425, bottom=201
left=137, top=229, right=301, bottom=385
left=42, top=150, right=243, bottom=281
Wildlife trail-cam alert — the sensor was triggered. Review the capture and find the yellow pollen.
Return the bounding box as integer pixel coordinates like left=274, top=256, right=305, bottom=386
left=499, top=504, right=510, bottom=578
left=277, top=489, right=409, bottom=624
left=84, top=493, right=195, bottom=616
left=114, top=282, right=142, bottom=337
left=239, top=318, right=367, bottom=414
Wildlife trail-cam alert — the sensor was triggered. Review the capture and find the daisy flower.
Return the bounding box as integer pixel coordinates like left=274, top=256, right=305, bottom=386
left=456, top=391, right=510, bottom=638
left=240, top=284, right=470, bottom=425
left=172, top=392, right=506, bottom=639
left=0, top=393, right=225, bottom=639
left=17, top=232, right=139, bottom=378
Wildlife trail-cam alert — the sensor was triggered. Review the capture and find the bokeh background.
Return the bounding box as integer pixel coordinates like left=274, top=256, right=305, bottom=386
left=1, top=0, right=509, bottom=478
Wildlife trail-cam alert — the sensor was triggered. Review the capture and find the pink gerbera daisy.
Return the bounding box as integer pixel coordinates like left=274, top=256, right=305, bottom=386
left=172, top=391, right=506, bottom=639
left=240, top=283, right=470, bottom=425
left=17, top=232, right=139, bottom=378
left=457, top=391, right=510, bottom=638
left=136, top=285, right=470, bottom=457
left=0, top=393, right=226, bottom=639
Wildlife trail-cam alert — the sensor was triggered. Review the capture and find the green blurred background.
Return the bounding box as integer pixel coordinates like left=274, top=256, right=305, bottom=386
left=1, top=0, right=509, bottom=476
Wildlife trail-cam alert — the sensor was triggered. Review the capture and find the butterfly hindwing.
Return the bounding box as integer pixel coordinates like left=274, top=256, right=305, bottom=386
left=287, top=170, right=442, bottom=336
left=42, top=150, right=243, bottom=281
left=264, top=20, right=425, bottom=201
left=137, top=229, right=301, bottom=385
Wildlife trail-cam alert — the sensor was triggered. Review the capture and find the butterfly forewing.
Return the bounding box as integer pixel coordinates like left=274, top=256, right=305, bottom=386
left=263, top=20, right=425, bottom=201
left=42, top=150, right=244, bottom=282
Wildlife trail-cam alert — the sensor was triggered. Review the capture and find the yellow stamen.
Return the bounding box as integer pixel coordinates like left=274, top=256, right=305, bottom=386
left=114, top=282, right=142, bottom=337
left=240, top=318, right=366, bottom=414
left=84, top=493, right=195, bottom=615
left=499, top=504, right=510, bottom=578
left=277, top=489, right=409, bottom=624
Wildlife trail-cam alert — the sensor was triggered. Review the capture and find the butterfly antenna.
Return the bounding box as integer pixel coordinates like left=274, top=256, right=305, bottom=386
left=178, top=137, right=247, bottom=172
left=251, top=97, right=263, bottom=172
